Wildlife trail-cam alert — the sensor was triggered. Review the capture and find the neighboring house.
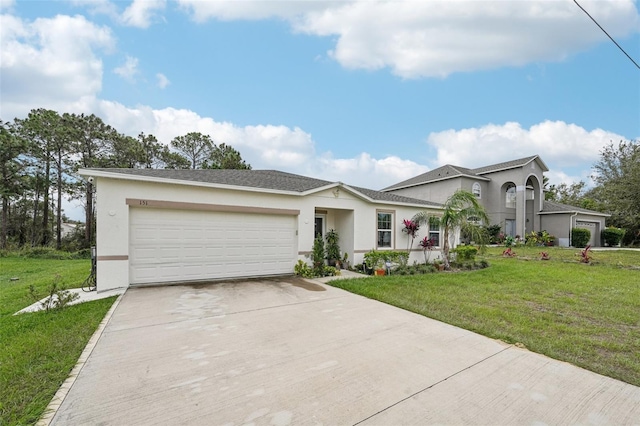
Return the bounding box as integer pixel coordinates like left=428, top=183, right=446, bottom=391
left=383, top=155, right=609, bottom=247
left=59, top=222, right=77, bottom=238
left=79, top=169, right=444, bottom=291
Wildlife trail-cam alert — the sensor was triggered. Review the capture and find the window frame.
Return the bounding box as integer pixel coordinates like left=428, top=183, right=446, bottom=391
left=472, top=182, right=481, bottom=199
left=506, top=184, right=516, bottom=209
left=376, top=210, right=394, bottom=249
left=428, top=217, right=441, bottom=248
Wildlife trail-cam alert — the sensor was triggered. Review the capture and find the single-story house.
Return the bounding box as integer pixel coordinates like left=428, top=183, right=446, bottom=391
left=383, top=155, right=609, bottom=247
left=80, top=169, right=444, bottom=292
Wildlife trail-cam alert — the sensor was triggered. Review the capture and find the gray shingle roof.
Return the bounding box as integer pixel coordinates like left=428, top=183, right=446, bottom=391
left=87, top=168, right=442, bottom=207
left=471, top=155, right=540, bottom=175
left=382, top=155, right=546, bottom=191
left=89, top=168, right=334, bottom=192
left=348, top=185, right=442, bottom=207
left=382, top=164, right=487, bottom=191
left=541, top=201, right=610, bottom=216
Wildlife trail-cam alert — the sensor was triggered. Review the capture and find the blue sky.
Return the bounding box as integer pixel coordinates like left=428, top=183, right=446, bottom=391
left=1, top=0, right=639, bottom=219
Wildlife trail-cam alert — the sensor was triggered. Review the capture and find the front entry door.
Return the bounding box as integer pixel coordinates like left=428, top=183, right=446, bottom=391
left=505, top=219, right=516, bottom=237
left=314, top=215, right=325, bottom=239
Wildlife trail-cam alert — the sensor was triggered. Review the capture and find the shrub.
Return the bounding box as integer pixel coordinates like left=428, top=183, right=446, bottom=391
left=453, top=245, right=478, bottom=262
left=21, top=247, right=73, bottom=259
left=311, top=235, right=326, bottom=277
left=323, top=266, right=340, bottom=277
left=294, top=260, right=314, bottom=278
left=325, top=229, right=341, bottom=264
left=393, top=263, right=436, bottom=275
left=28, top=275, right=80, bottom=312
left=571, top=228, right=591, bottom=248
left=485, top=224, right=503, bottom=244
left=601, top=227, right=625, bottom=247
left=363, top=250, right=409, bottom=270
left=525, top=230, right=555, bottom=246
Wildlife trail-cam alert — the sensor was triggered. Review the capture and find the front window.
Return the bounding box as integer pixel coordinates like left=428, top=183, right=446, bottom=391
left=506, top=184, right=516, bottom=208
left=377, top=212, right=393, bottom=248
left=429, top=217, right=440, bottom=247
left=468, top=216, right=481, bottom=225
left=472, top=182, right=481, bottom=199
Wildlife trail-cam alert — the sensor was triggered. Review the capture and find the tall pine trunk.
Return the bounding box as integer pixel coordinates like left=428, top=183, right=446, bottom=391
left=41, top=160, right=50, bottom=246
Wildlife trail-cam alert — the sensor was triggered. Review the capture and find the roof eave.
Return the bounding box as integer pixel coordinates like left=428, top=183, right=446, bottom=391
left=382, top=173, right=489, bottom=192
left=78, top=168, right=306, bottom=197
left=539, top=210, right=610, bottom=217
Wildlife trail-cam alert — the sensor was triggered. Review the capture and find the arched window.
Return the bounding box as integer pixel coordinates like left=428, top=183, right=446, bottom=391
left=506, top=184, right=516, bottom=208
left=472, top=182, right=481, bottom=199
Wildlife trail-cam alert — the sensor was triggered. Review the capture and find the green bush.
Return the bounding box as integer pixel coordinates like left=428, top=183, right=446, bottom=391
left=453, top=245, right=478, bottom=262
left=294, top=260, right=314, bottom=278
left=323, top=266, right=340, bottom=277
left=20, top=247, right=73, bottom=259
left=393, top=263, right=436, bottom=275
left=601, top=227, right=625, bottom=247
left=485, top=224, right=503, bottom=244
left=311, top=235, right=326, bottom=277
left=363, top=250, right=409, bottom=270
left=571, top=228, right=591, bottom=248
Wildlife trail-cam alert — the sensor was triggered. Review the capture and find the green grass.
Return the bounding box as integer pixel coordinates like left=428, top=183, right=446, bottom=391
left=331, top=247, right=640, bottom=386
left=0, top=256, right=117, bottom=426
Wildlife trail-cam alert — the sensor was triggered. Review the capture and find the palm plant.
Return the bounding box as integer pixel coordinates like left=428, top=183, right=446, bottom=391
left=413, top=190, right=489, bottom=270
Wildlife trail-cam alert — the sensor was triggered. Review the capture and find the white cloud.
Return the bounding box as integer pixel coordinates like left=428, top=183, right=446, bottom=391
left=425, top=120, right=625, bottom=185
left=89, top=100, right=425, bottom=189
left=121, top=0, right=166, bottom=28
left=113, top=55, right=139, bottom=82
left=0, top=13, right=114, bottom=120
left=177, top=0, right=639, bottom=78
left=156, top=72, right=170, bottom=89
left=0, top=0, right=15, bottom=11
left=69, top=0, right=119, bottom=19
left=175, top=0, right=331, bottom=22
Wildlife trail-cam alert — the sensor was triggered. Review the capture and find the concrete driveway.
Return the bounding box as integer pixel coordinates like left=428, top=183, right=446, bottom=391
left=49, top=277, right=640, bottom=425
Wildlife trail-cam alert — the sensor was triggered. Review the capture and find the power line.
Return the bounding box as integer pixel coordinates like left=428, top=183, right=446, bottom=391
left=573, top=0, right=640, bottom=70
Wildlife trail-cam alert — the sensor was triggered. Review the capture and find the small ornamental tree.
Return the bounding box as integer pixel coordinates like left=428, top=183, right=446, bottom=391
left=419, top=236, right=435, bottom=264
left=402, top=219, right=420, bottom=253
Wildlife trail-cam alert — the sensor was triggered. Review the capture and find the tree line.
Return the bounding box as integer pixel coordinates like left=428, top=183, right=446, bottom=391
left=1, top=108, right=251, bottom=251
left=544, top=140, right=639, bottom=246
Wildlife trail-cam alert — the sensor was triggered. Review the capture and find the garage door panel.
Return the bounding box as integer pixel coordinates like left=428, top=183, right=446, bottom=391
left=129, top=208, right=296, bottom=285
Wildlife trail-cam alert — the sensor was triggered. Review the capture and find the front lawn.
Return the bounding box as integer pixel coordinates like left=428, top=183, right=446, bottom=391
left=0, top=256, right=117, bottom=425
left=330, top=247, right=640, bottom=386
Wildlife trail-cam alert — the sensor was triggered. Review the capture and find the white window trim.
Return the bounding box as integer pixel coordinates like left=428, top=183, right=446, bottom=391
left=428, top=218, right=441, bottom=248
left=472, top=182, right=481, bottom=199
left=376, top=210, right=394, bottom=249
left=506, top=185, right=516, bottom=209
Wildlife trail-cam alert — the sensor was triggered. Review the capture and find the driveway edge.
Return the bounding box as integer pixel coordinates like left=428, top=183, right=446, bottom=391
left=37, top=290, right=126, bottom=426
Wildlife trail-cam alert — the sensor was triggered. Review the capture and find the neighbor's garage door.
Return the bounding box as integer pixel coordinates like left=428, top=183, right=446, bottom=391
left=575, top=220, right=597, bottom=247
left=129, top=208, right=296, bottom=285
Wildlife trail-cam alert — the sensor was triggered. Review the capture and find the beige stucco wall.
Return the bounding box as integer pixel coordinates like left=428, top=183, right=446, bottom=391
left=91, top=174, right=442, bottom=290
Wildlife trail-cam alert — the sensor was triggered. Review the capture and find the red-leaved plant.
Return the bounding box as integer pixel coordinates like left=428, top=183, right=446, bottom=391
left=419, top=236, right=435, bottom=263
left=402, top=219, right=420, bottom=253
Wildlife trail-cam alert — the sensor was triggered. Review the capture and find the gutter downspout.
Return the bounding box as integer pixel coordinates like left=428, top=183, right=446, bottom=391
left=569, top=212, right=578, bottom=247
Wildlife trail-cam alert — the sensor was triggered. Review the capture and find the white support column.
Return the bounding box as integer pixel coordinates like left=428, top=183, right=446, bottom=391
left=516, top=185, right=527, bottom=238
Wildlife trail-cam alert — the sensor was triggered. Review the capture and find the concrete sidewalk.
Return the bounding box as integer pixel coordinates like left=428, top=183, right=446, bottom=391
left=48, top=276, right=640, bottom=425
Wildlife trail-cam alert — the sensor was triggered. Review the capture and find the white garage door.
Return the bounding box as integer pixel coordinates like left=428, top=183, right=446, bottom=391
left=129, top=208, right=297, bottom=285
left=576, top=220, right=597, bottom=247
